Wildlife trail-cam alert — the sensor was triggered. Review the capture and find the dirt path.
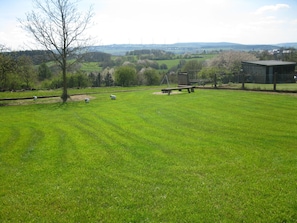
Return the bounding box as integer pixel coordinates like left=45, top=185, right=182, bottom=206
left=1, top=95, right=95, bottom=106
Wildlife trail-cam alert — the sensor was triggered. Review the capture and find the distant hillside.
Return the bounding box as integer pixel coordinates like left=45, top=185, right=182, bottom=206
left=7, top=42, right=297, bottom=59
left=90, top=42, right=289, bottom=55
left=276, top=42, right=297, bottom=48
left=4, top=50, right=52, bottom=65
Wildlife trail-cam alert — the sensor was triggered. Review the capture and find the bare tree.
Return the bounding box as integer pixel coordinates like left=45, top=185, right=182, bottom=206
left=0, top=44, right=10, bottom=53
left=20, top=0, right=94, bottom=102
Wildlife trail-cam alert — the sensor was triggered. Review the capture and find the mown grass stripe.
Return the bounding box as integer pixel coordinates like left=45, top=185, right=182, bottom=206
left=1, top=88, right=297, bottom=222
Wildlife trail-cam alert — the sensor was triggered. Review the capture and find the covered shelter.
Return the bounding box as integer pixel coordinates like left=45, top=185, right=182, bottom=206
left=241, top=60, right=296, bottom=84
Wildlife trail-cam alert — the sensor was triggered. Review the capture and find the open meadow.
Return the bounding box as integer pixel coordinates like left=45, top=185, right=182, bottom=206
left=1, top=87, right=297, bottom=222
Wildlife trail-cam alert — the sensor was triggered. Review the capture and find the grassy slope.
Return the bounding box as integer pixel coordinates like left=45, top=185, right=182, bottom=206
left=1, top=89, right=297, bottom=222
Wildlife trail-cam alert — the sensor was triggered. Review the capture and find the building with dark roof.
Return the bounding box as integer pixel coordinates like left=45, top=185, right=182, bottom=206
left=241, top=60, right=296, bottom=84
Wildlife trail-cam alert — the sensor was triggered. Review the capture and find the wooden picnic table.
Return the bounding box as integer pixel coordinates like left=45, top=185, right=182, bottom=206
left=161, top=85, right=195, bottom=95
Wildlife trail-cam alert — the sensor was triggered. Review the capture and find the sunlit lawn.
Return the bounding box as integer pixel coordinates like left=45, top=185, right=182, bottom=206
left=1, top=88, right=297, bottom=222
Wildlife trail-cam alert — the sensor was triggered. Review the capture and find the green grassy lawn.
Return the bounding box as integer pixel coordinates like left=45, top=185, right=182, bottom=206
left=1, top=88, right=297, bottom=222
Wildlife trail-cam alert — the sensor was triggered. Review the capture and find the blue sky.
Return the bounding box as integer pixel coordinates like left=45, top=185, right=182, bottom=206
left=1, top=0, right=297, bottom=50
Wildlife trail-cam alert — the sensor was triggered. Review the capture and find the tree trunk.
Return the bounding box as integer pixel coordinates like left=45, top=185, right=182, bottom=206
left=61, top=58, right=68, bottom=103
left=61, top=72, right=68, bottom=102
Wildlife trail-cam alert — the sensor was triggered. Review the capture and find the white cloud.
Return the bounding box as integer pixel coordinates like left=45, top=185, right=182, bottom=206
left=254, top=4, right=290, bottom=15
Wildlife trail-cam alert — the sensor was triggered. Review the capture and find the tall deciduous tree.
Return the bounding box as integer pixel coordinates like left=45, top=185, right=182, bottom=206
left=0, top=46, right=16, bottom=91
left=17, top=55, right=37, bottom=89
left=182, top=60, right=204, bottom=80
left=20, top=0, right=94, bottom=102
left=208, top=51, right=258, bottom=75
left=207, top=51, right=258, bottom=84
left=38, top=62, right=52, bottom=81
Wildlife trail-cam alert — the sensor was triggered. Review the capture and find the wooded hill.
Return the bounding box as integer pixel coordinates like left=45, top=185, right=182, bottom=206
left=6, top=42, right=297, bottom=61
left=89, top=42, right=297, bottom=55
left=4, top=50, right=112, bottom=65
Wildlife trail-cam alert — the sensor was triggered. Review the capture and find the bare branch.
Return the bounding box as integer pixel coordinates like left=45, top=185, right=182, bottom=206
left=20, top=0, right=94, bottom=102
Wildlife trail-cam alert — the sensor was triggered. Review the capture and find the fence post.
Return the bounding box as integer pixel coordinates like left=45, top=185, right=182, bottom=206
left=241, top=68, right=245, bottom=89
left=273, top=72, right=277, bottom=91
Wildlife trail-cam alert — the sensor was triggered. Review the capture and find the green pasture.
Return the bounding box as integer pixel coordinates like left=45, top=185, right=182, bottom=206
left=80, top=62, right=102, bottom=72
left=156, top=54, right=215, bottom=70
left=1, top=88, right=297, bottom=222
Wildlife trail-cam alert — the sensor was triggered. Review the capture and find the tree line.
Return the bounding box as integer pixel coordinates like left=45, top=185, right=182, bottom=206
left=0, top=52, right=108, bottom=91
left=1, top=47, right=297, bottom=91
left=126, top=49, right=175, bottom=60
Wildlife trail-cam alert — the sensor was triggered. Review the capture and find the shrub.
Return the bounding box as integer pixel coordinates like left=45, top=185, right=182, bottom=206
left=115, top=66, right=137, bottom=87
left=143, top=68, right=160, bottom=86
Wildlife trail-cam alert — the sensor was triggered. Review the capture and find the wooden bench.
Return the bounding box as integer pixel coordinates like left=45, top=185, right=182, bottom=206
left=161, top=85, right=195, bottom=95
